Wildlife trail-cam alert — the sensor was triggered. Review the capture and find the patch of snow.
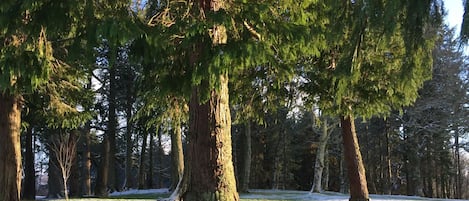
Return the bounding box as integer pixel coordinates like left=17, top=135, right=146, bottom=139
left=241, top=189, right=469, bottom=201
left=109, top=188, right=169, bottom=196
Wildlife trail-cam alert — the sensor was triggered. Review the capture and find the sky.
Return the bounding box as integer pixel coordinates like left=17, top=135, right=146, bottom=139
left=444, top=0, right=464, bottom=35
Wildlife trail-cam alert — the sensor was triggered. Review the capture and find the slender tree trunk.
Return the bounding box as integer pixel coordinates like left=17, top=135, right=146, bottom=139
left=149, top=131, right=155, bottom=188
left=170, top=109, right=184, bottom=191
left=383, top=119, right=392, bottom=195
left=0, top=93, right=22, bottom=201
left=323, top=149, right=330, bottom=191
left=69, top=131, right=80, bottom=198
left=454, top=130, right=461, bottom=199
left=95, top=133, right=111, bottom=196
left=24, top=126, right=36, bottom=200
left=82, top=76, right=92, bottom=196
left=341, top=115, right=369, bottom=201
left=138, top=132, right=148, bottom=189
left=239, top=121, right=252, bottom=192
left=108, top=66, right=117, bottom=192
left=125, top=93, right=134, bottom=189
left=48, top=133, right=64, bottom=198
left=82, top=126, right=92, bottom=196
left=157, top=128, right=164, bottom=188
left=311, top=118, right=331, bottom=193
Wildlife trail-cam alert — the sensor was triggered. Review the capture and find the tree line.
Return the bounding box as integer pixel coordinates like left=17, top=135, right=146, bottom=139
left=1, top=1, right=468, bottom=201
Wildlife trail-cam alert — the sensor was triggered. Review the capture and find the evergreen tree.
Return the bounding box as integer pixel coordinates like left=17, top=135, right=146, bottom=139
left=0, top=1, right=90, bottom=199
left=301, top=1, right=442, bottom=200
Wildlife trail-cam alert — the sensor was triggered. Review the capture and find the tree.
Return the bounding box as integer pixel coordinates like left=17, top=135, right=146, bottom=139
left=301, top=1, right=442, bottom=200
left=49, top=131, right=79, bottom=201
left=0, top=1, right=93, bottom=199
left=311, top=117, right=335, bottom=193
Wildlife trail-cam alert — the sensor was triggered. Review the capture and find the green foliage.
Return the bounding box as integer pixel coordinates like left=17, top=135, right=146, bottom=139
left=135, top=0, right=330, bottom=103
left=0, top=0, right=88, bottom=95
left=301, top=0, right=442, bottom=119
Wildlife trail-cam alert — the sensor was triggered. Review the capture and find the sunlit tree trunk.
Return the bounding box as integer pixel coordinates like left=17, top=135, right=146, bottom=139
left=311, top=118, right=331, bottom=193
left=0, top=93, right=22, bottom=201
left=170, top=107, right=184, bottom=191
left=180, top=74, right=239, bottom=201
left=341, top=115, right=369, bottom=201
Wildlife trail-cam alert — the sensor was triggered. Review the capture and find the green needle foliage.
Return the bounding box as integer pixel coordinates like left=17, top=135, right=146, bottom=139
left=302, top=0, right=442, bottom=118
left=134, top=0, right=331, bottom=103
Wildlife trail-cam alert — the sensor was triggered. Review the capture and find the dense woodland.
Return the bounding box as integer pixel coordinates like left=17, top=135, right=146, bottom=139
left=1, top=0, right=469, bottom=201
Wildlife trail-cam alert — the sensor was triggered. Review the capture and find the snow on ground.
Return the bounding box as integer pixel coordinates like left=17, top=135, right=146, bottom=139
left=242, top=189, right=469, bottom=201
left=35, top=189, right=469, bottom=200
left=109, top=188, right=170, bottom=196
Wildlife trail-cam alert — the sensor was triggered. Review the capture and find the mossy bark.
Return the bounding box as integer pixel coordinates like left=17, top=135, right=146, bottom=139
left=182, top=74, right=239, bottom=201
left=341, top=115, right=369, bottom=201
left=0, top=93, right=22, bottom=201
left=170, top=106, right=184, bottom=191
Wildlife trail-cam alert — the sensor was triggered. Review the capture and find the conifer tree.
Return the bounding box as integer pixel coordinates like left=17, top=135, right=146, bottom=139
left=137, top=0, right=331, bottom=200
left=0, top=1, right=89, bottom=200
left=301, top=1, right=442, bottom=200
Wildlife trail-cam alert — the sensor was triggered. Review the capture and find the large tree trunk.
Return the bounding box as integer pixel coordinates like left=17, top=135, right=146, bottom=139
left=23, top=126, right=36, bottom=200
left=0, top=93, right=22, bottom=201
left=180, top=74, right=238, bottom=201
left=311, top=118, right=331, bottom=193
left=341, top=115, right=369, bottom=201
left=170, top=106, right=184, bottom=191
left=239, top=121, right=252, bottom=192
left=168, top=0, right=237, bottom=200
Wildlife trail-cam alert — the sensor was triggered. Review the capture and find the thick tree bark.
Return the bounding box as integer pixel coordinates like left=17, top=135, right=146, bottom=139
left=0, top=93, right=22, bottom=201
left=170, top=111, right=184, bottom=191
left=23, top=126, right=36, bottom=200
left=341, top=115, right=369, bottom=201
left=239, top=121, right=252, bottom=192
left=181, top=74, right=238, bottom=201
left=311, top=118, right=331, bottom=193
